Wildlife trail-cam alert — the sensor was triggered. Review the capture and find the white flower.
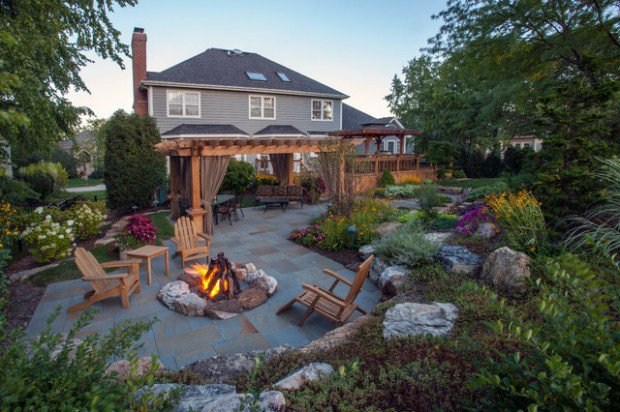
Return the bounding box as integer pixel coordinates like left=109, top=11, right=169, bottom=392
left=35, top=207, right=44, bottom=214
left=45, top=215, right=51, bottom=220
left=67, top=220, right=74, bottom=226
left=59, top=235, right=64, bottom=239
left=72, top=243, right=77, bottom=247
left=65, top=228, right=71, bottom=233
left=38, top=235, right=46, bottom=240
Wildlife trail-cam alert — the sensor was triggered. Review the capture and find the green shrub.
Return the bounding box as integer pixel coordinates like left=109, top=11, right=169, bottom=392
left=431, top=213, right=458, bottom=231
left=0, top=175, right=39, bottom=204
left=385, top=184, right=417, bottom=198
left=68, top=201, right=107, bottom=240
left=88, top=168, right=105, bottom=179
left=415, top=182, right=443, bottom=219
left=373, top=221, right=438, bottom=267
left=379, top=169, right=395, bottom=187
left=464, top=181, right=509, bottom=202
left=0, top=308, right=175, bottom=410
left=221, top=158, right=254, bottom=194
left=21, top=171, right=55, bottom=198
left=472, top=254, right=620, bottom=410
left=18, top=161, right=68, bottom=197
left=103, top=111, right=166, bottom=211
left=20, top=214, right=75, bottom=263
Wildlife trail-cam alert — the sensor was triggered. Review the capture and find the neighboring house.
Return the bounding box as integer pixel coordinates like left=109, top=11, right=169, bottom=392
left=59, top=130, right=97, bottom=176
left=509, top=135, right=543, bottom=152
left=342, top=104, right=410, bottom=155
left=131, top=28, right=407, bottom=174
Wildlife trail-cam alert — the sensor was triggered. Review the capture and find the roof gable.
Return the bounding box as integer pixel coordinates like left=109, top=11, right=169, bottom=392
left=146, top=48, right=347, bottom=98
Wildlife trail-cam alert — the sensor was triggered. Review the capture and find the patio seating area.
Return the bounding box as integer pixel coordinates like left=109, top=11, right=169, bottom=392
left=26, top=205, right=381, bottom=370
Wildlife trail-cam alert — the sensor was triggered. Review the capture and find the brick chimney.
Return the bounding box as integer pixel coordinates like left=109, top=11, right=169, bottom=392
left=132, top=27, right=148, bottom=116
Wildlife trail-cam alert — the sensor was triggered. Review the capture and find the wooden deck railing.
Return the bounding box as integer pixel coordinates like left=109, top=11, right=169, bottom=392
left=347, top=154, right=432, bottom=175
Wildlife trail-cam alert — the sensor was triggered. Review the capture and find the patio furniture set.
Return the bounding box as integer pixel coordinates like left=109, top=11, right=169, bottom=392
left=68, top=214, right=373, bottom=328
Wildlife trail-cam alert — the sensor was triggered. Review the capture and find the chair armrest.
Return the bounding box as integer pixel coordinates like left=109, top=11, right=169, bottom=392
left=322, top=269, right=353, bottom=287
left=101, top=259, right=142, bottom=269
left=197, top=233, right=213, bottom=241
left=302, top=284, right=347, bottom=307
left=83, top=273, right=132, bottom=281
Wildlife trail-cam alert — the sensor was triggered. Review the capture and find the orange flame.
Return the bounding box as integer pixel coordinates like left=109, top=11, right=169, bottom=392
left=185, top=263, right=227, bottom=299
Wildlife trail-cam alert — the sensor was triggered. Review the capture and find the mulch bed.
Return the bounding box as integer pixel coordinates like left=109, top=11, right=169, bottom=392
left=3, top=281, right=45, bottom=333
left=299, top=243, right=363, bottom=271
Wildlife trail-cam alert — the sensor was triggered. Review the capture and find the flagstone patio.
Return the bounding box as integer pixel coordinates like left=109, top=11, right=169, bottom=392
left=26, top=204, right=381, bottom=370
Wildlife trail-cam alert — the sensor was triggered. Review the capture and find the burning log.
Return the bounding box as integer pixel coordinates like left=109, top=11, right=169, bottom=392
left=186, top=252, right=241, bottom=301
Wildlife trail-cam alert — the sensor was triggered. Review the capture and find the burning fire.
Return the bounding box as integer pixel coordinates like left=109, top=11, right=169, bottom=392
left=185, top=264, right=228, bottom=299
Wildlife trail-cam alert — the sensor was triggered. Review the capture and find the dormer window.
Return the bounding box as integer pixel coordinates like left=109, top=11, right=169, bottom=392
left=311, top=99, right=333, bottom=121
left=276, top=72, right=290, bottom=82
left=246, top=71, right=267, bottom=81
left=167, top=91, right=200, bottom=118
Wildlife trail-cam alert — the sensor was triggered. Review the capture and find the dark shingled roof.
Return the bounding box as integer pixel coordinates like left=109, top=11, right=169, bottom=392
left=254, top=125, right=306, bottom=136
left=162, top=124, right=248, bottom=136
left=146, top=48, right=347, bottom=98
left=342, top=103, right=378, bottom=130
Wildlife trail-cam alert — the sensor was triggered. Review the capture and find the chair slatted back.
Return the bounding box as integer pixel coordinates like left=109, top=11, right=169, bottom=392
left=75, top=247, right=114, bottom=294
left=344, top=255, right=374, bottom=304
left=175, top=216, right=199, bottom=250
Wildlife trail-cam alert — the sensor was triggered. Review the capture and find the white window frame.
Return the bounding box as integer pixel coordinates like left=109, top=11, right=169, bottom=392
left=311, top=99, right=334, bottom=122
left=248, top=95, right=276, bottom=120
left=166, top=90, right=201, bottom=118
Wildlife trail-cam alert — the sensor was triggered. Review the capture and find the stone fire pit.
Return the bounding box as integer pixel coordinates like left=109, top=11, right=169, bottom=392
left=158, top=260, right=278, bottom=319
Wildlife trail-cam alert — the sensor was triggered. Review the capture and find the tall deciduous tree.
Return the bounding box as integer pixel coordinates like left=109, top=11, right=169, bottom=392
left=0, top=0, right=137, bottom=158
left=103, top=111, right=165, bottom=211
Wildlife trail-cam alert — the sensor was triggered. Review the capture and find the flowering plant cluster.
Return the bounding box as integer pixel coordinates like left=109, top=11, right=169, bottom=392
left=0, top=202, right=18, bottom=250
left=21, top=215, right=75, bottom=263
left=300, top=174, right=326, bottom=204
left=455, top=204, right=496, bottom=235
left=68, top=201, right=107, bottom=240
left=486, top=190, right=546, bottom=251
left=126, top=214, right=157, bottom=243
left=255, top=173, right=279, bottom=186
left=289, top=224, right=325, bottom=246
left=384, top=184, right=417, bottom=199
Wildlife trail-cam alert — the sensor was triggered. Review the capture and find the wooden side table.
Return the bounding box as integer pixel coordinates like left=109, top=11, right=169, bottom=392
left=126, top=245, right=170, bottom=285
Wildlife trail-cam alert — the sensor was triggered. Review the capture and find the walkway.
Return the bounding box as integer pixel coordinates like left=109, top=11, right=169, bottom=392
left=26, top=204, right=381, bottom=370
left=66, top=184, right=106, bottom=193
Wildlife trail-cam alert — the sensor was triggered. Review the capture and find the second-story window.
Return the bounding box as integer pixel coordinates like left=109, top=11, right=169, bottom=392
left=249, top=95, right=276, bottom=119
left=311, top=99, right=333, bottom=121
left=167, top=91, right=200, bottom=118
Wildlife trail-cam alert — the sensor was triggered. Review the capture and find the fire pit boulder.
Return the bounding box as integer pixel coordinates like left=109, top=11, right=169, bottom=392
left=158, top=252, right=278, bottom=318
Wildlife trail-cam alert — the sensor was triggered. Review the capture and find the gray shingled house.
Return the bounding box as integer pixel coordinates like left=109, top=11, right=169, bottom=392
left=131, top=28, right=409, bottom=173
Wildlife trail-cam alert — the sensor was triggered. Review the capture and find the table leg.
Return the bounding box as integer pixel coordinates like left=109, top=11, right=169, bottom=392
left=164, top=249, right=170, bottom=276
left=146, top=258, right=152, bottom=285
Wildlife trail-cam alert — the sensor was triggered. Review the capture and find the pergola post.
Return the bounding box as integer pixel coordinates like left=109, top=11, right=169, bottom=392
left=169, top=156, right=178, bottom=218
left=188, top=149, right=205, bottom=228
left=364, top=138, right=370, bottom=155
left=399, top=136, right=405, bottom=154
left=285, top=153, right=295, bottom=185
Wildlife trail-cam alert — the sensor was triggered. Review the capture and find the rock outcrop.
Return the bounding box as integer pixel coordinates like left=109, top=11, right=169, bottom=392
left=383, top=302, right=458, bottom=339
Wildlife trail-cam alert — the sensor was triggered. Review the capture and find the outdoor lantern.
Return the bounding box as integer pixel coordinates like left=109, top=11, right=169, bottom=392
left=347, top=225, right=356, bottom=248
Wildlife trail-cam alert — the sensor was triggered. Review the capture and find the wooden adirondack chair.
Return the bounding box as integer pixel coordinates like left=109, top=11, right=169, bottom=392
left=68, top=248, right=141, bottom=312
left=172, top=216, right=212, bottom=267
left=277, top=255, right=375, bottom=326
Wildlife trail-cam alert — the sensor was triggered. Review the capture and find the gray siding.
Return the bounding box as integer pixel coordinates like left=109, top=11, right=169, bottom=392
left=151, top=87, right=341, bottom=136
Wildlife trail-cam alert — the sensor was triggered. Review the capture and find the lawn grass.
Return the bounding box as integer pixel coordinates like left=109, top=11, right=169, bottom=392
left=71, top=190, right=107, bottom=203
left=149, top=211, right=174, bottom=240
left=440, top=177, right=504, bottom=189
left=30, top=245, right=115, bottom=286
left=67, top=178, right=103, bottom=188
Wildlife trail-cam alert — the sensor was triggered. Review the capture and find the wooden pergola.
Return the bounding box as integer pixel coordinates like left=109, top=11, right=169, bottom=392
left=329, top=128, right=422, bottom=155
left=155, top=136, right=363, bottom=233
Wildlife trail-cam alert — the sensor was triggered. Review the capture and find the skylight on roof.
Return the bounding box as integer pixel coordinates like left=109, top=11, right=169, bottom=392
left=246, top=71, right=267, bottom=81
left=276, top=72, right=290, bottom=82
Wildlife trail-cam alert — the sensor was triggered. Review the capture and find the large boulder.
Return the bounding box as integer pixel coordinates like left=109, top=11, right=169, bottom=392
left=274, top=362, right=334, bottom=391
left=106, top=357, right=163, bottom=381
left=482, top=247, right=531, bottom=292
left=383, top=302, right=458, bottom=339
left=423, top=232, right=453, bottom=245
left=358, top=245, right=375, bottom=261
left=379, top=266, right=408, bottom=296
left=369, top=257, right=389, bottom=286
left=435, top=245, right=482, bottom=274
left=301, top=315, right=370, bottom=353
left=237, top=287, right=268, bottom=310
left=474, top=222, right=498, bottom=239
left=175, top=293, right=207, bottom=317
left=245, top=270, right=278, bottom=296
left=158, top=281, right=191, bottom=310
left=203, top=299, right=243, bottom=319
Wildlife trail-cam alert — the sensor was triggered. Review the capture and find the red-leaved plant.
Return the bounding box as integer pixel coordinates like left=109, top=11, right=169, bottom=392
left=126, top=214, right=157, bottom=243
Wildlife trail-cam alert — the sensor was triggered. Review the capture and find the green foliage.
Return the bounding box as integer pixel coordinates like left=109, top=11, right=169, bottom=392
left=0, top=308, right=174, bottom=410
left=378, top=169, right=395, bottom=188
left=464, top=181, right=509, bottom=202
left=564, top=157, right=620, bottom=259
left=0, top=0, right=138, bottom=160
left=373, top=221, right=438, bottom=267
left=221, top=158, right=254, bottom=194
left=384, top=184, right=417, bottom=198
left=426, top=140, right=458, bottom=168
left=0, top=175, right=39, bottom=204
left=415, top=182, right=443, bottom=219
left=503, top=146, right=534, bottom=175
left=103, top=111, right=166, bottom=211
left=29, top=245, right=113, bottom=286
left=472, top=254, right=620, bottom=410
left=20, top=214, right=75, bottom=263
left=18, top=161, right=68, bottom=198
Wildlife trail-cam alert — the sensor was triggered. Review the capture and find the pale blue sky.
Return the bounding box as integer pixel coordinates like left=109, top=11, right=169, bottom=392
left=68, top=0, right=446, bottom=121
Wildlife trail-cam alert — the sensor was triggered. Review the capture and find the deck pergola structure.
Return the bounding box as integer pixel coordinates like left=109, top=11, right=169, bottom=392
left=155, top=137, right=363, bottom=234
left=328, top=128, right=422, bottom=156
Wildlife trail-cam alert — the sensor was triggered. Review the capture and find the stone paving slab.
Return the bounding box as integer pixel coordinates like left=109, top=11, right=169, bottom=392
left=26, top=205, right=381, bottom=371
